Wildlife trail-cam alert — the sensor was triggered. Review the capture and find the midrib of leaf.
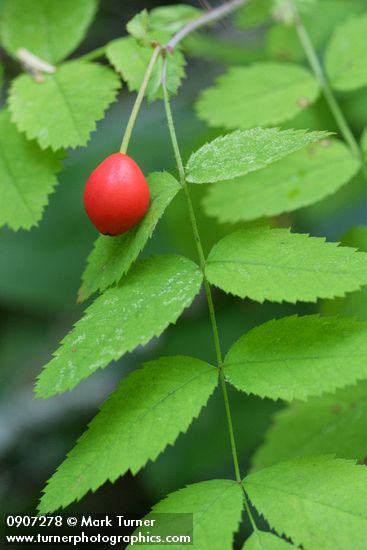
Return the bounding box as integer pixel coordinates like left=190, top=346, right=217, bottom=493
left=188, top=130, right=329, bottom=183
left=226, top=353, right=367, bottom=366
left=187, top=482, right=237, bottom=526
left=219, top=74, right=314, bottom=103
left=254, top=531, right=279, bottom=550
left=206, top=152, right=358, bottom=223
left=267, top=153, right=356, bottom=183
left=283, top=400, right=365, bottom=457
left=49, top=367, right=217, bottom=493
left=246, top=480, right=367, bottom=520
left=73, top=267, right=199, bottom=361
left=0, top=143, right=37, bottom=221
left=52, top=72, right=84, bottom=142
left=126, top=365, right=216, bottom=449
left=97, top=233, right=136, bottom=271
left=207, top=259, right=362, bottom=277
left=61, top=365, right=216, bottom=473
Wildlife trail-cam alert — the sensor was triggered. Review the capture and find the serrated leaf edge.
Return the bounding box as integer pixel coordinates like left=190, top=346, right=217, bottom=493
left=35, top=256, right=204, bottom=399
left=38, top=359, right=218, bottom=513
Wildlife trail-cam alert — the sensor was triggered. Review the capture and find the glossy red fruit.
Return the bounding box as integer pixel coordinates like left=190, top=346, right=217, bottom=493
left=84, top=152, right=150, bottom=236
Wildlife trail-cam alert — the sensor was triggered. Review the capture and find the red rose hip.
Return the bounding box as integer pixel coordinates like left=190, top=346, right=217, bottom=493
left=84, top=152, right=150, bottom=236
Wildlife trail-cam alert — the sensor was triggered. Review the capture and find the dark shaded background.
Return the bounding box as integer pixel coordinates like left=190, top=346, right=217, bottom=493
left=1, top=1, right=367, bottom=546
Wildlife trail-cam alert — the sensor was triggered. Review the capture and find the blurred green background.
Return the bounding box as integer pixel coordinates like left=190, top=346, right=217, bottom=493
left=1, top=1, right=367, bottom=545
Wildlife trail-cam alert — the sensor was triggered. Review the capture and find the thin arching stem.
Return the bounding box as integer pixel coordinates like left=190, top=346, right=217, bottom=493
left=165, top=0, right=247, bottom=49
left=291, top=2, right=367, bottom=180
left=162, top=59, right=257, bottom=532
left=119, top=46, right=161, bottom=154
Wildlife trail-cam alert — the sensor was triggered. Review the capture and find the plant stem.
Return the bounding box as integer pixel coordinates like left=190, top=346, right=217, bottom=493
left=162, top=74, right=238, bottom=480
left=162, top=63, right=257, bottom=531
left=119, top=46, right=161, bottom=154
left=79, top=46, right=106, bottom=62
left=292, top=3, right=367, bottom=178
left=166, top=0, right=247, bottom=49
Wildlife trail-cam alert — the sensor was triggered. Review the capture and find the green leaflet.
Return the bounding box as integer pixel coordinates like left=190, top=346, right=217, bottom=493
left=184, top=34, right=263, bottom=66
left=186, top=128, right=328, bottom=183
left=252, top=380, right=367, bottom=470
left=202, top=140, right=359, bottom=223
left=196, top=63, right=319, bottom=130
left=38, top=356, right=218, bottom=514
left=323, top=226, right=367, bottom=321
left=205, top=227, right=367, bottom=303
left=129, top=480, right=243, bottom=550
left=35, top=255, right=203, bottom=398
left=126, top=10, right=151, bottom=43
left=0, top=109, right=63, bottom=230
left=79, top=172, right=180, bottom=302
left=242, top=531, right=292, bottom=549
left=224, top=315, right=367, bottom=401
left=106, top=37, right=185, bottom=101
left=235, top=0, right=272, bottom=29
left=266, top=1, right=367, bottom=63
left=244, top=456, right=367, bottom=549
left=325, top=13, right=367, bottom=92
left=127, top=5, right=201, bottom=44
left=148, top=5, right=201, bottom=34
left=0, top=0, right=98, bottom=64
left=8, top=61, right=120, bottom=151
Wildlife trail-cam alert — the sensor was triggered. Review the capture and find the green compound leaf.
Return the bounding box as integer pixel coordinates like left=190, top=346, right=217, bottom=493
left=0, top=109, right=63, bottom=230
left=0, top=0, right=98, bottom=64
left=106, top=37, right=185, bottom=101
left=129, top=480, right=243, bottom=550
left=79, top=172, right=180, bottom=302
left=196, top=63, right=319, bottom=130
left=252, top=381, right=367, bottom=470
left=202, top=139, right=359, bottom=223
left=244, top=456, right=367, bottom=549
left=8, top=61, right=120, bottom=151
left=205, top=227, right=367, bottom=304
left=325, top=13, right=367, bottom=91
left=38, top=356, right=217, bottom=513
left=186, top=128, right=328, bottom=184
left=224, top=315, right=367, bottom=401
left=242, top=531, right=292, bottom=550
left=35, top=255, right=203, bottom=398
